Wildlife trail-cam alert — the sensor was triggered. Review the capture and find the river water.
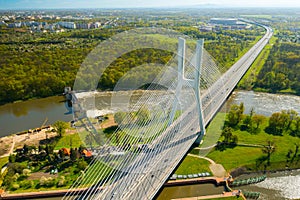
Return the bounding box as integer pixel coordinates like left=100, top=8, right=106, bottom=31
left=227, top=90, right=300, bottom=116
left=237, top=170, right=300, bottom=200
left=1, top=90, right=300, bottom=137
left=1, top=90, right=300, bottom=199
left=0, top=96, right=72, bottom=137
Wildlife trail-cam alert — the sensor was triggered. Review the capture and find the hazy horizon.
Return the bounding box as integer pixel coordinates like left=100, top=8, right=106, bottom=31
left=0, top=0, right=300, bottom=10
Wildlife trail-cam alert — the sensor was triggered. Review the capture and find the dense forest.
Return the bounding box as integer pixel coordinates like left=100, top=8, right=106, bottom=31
left=0, top=22, right=263, bottom=104
left=254, top=20, right=300, bottom=95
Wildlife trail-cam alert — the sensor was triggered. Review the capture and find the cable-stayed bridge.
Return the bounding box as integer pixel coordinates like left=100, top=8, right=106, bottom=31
left=64, top=24, right=272, bottom=200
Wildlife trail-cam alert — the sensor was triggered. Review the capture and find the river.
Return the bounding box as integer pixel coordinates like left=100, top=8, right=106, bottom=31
left=0, top=96, right=72, bottom=137
left=227, top=90, right=300, bottom=116
left=1, top=90, right=300, bottom=137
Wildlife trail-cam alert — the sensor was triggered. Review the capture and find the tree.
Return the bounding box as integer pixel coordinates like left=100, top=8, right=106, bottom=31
left=70, top=148, right=77, bottom=161
left=266, top=111, right=289, bottom=135
left=292, top=116, right=300, bottom=137
left=53, top=121, right=69, bottom=137
left=228, top=103, right=244, bottom=127
left=70, top=148, right=80, bottom=161
left=220, top=127, right=238, bottom=144
left=262, top=140, right=276, bottom=166
left=114, top=111, right=127, bottom=126
left=85, top=134, right=94, bottom=149
left=286, top=109, right=298, bottom=130
left=136, top=106, right=151, bottom=125
left=221, top=127, right=233, bottom=144
left=252, top=114, right=265, bottom=129
left=242, top=108, right=254, bottom=132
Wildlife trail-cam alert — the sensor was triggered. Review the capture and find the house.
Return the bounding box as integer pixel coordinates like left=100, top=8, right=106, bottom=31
left=82, top=149, right=92, bottom=157
left=60, top=148, right=71, bottom=156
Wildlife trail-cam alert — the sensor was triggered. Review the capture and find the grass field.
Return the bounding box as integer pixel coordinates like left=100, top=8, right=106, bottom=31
left=200, top=113, right=226, bottom=148
left=55, top=133, right=83, bottom=150
left=0, top=156, right=8, bottom=171
left=175, top=155, right=211, bottom=175
left=205, top=116, right=300, bottom=172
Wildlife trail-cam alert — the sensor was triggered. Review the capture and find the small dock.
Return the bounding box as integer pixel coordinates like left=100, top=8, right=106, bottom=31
left=165, top=176, right=232, bottom=186
left=171, top=190, right=246, bottom=200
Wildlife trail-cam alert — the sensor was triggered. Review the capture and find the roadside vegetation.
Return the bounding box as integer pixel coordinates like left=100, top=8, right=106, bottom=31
left=175, top=156, right=211, bottom=175
left=204, top=103, right=300, bottom=172
left=239, top=17, right=300, bottom=95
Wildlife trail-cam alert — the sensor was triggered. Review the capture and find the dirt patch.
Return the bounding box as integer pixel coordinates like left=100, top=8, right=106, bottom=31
left=27, top=172, right=58, bottom=180
left=14, top=129, right=58, bottom=149
left=101, top=114, right=117, bottom=129
left=209, top=164, right=227, bottom=178
left=0, top=136, right=13, bottom=156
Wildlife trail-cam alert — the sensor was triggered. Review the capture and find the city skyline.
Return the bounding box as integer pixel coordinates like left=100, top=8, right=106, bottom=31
left=0, top=0, right=300, bottom=9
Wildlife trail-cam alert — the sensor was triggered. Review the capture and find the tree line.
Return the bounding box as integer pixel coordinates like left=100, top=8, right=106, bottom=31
left=0, top=25, right=262, bottom=104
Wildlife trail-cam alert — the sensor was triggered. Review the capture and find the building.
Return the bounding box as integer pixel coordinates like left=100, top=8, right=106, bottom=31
left=199, top=25, right=213, bottom=32
left=58, top=21, right=76, bottom=29
left=0, top=21, right=7, bottom=26
left=76, top=22, right=92, bottom=29
left=210, top=18, right=239, bottom=25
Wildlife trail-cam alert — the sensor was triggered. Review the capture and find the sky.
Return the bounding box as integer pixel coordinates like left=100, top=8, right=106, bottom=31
left=0, top=0, right=300, bottom=9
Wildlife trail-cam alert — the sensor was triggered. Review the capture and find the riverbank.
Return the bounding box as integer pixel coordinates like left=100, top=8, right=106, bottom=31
left=0, top=126, right=53, bottom=157
left=0, top=175, right=234, bottom=200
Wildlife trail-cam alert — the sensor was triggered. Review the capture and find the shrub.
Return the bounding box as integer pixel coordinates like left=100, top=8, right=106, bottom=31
left=57, top=176, right=66, bottom=187
left=20, top=180, right=33, bottom=189
left=39, top=176, right=55, bottom=188
left=12, top=173, right=20, bottom=182
left=10, top=183, right=20, bottom=191
left=23, top=169, right=31, bottom=177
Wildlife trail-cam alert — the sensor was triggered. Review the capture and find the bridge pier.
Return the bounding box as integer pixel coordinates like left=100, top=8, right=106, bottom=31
left=194, top=39, right=206, bottom=145
left=170, top=38, right=206, bottom=145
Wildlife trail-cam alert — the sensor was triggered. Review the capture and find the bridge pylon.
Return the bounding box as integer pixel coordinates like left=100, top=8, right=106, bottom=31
left=169, top=38, right=206, bottom=145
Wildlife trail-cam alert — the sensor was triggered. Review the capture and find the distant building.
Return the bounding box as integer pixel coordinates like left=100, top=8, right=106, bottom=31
left=210, top=18, right=238, bottom=25
left=199, top=25, right=213, bottom=32
left=0, top=21, right=7, bottom=26
left=76, top=22, right=92, bottom=29
left=58, top=21, right=76, bottom=29
left=7, top=22, right=22, bottom=28
left=93, top=22, right=101, bottom=28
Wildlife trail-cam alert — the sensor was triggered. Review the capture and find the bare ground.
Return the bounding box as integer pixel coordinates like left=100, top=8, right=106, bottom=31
left=101, top=114, right=117, bottom=129
left=27, top=172, right=58, bottom=180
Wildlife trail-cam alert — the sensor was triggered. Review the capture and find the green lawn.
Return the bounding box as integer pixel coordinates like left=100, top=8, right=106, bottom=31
left=200, top=113, right=226, bottom=148
left=0, top=156, right=9, bottom=170
left=205, top=116, right=300, bottom=171
left=175, top=155, right=211, bottom=175
left=55, top=133, right=83, bottom=150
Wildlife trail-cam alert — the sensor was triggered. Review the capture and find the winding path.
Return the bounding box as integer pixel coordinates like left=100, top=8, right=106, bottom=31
left=187, top=154, right=227, bottom=178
